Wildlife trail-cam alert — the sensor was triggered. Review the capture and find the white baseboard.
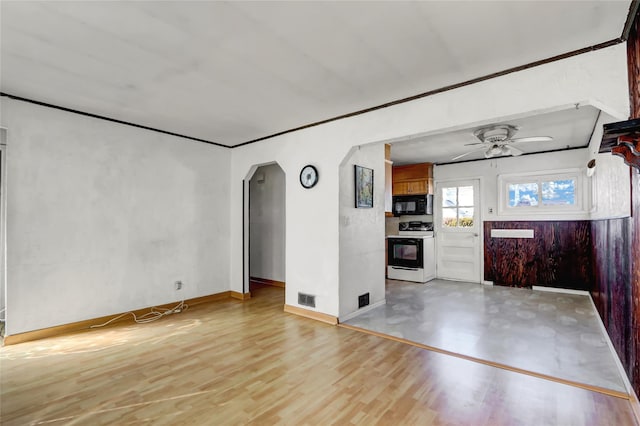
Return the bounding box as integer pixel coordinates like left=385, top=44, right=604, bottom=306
left=532, top=286, right=589, bottom=296
left=587, top=295, right=634, bottom=396
left=339, top=299, right=386, bottom=323
left=482, top=280, right=494, bottom=286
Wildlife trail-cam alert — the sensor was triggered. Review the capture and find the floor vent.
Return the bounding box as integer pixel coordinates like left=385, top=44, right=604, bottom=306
left=358, top=293, right=370, bottom=308
left=298, top=292, right=316, bottom=308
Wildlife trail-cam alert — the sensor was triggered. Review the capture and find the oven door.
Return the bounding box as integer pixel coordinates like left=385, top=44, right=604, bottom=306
left=387, top=238, right=424, bottom=268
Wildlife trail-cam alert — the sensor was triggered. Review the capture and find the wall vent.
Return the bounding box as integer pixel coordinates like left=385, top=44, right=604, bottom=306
left=298, top=292, right=316, bottom=308
left=358, top=293, right=370, bottom=309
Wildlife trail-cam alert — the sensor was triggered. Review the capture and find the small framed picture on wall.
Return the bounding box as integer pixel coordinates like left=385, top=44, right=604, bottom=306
left=354, top=165, right=374, bottom=208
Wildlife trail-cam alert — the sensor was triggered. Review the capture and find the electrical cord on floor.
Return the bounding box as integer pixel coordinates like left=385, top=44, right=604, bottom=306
left=90, top=300, right=188, bottom=328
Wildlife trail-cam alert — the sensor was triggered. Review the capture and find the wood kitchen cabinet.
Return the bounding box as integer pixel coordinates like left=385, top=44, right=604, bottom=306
left=392, top=163, right=433, bottom=196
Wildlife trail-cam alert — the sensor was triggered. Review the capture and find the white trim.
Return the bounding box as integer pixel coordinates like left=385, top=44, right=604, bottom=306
left=339, top=299, right=386, bottom=323
left=482, top=280, right=494, bottom=286
left=587, top=295, right=634, bottom=395
left=531, top=286, right=589, bottom=296
left=490, top=229, right=534, bottom=238
left=497, top=168, right=588, bottom=216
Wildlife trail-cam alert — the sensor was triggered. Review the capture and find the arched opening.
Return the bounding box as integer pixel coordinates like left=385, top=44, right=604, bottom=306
left=244, top=162, right=286, bottom=299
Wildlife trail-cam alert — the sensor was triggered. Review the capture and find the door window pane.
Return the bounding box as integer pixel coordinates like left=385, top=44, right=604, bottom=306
left=442, top=208, right=457, bottom=227
left=458, top=186, right=474, bottom=206
left=442, top=187, right=457, bottom=207
left=458, top=208, right=474, bottom=227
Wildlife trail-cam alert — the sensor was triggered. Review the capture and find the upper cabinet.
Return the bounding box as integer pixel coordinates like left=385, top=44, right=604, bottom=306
left=392, top=163, right=433, bottom=196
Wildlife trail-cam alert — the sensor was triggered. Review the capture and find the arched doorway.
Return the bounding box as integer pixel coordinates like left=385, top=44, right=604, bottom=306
left=245, top=162, right=286, bottom=298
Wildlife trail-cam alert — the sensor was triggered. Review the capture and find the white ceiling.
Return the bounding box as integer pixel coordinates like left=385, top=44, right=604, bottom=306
left=0, top=1, right=631, bottom=147
left=390, top=105, right=601, bottom=165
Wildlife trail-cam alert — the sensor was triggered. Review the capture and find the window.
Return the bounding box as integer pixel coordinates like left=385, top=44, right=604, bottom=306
left=499, top=170, right=583, bottom=215
left=509, top=178, right=576, bottom=207
left=442, top=185, right=474, bottom=228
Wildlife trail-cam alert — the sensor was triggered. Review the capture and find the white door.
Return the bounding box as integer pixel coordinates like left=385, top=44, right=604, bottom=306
left=435, top=179, right=481, bottom=282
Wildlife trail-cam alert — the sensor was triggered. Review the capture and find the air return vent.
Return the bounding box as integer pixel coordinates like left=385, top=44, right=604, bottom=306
left=358, top=293, right=370, bottom=309
left=298, top=292, right=316, bottom=308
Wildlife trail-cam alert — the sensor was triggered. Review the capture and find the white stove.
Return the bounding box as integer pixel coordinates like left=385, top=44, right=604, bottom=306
left=387, top=221, right=436, bottom=283
left=396, top=231, right=434, bottom=237
left=397, top=221, right=434, bottom=237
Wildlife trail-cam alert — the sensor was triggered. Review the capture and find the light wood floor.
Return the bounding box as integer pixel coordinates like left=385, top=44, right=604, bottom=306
left=1, top=285, right=637, bottom=425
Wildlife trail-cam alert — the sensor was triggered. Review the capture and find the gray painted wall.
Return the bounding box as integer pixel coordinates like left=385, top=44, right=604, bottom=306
left=249, top=163, right=285, bottom=282
left=1, top=98, right=231, bottom=335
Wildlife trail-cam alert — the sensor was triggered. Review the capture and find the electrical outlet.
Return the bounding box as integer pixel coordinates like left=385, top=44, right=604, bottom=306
left=175, top=280, right=183, bottom=290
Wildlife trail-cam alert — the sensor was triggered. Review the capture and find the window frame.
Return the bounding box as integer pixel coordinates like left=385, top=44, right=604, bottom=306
left=497, top=169, right=586, bottom=216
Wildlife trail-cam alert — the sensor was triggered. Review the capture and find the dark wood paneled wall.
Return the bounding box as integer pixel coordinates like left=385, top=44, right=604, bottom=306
left=483, top=221, right=592, bottom=290
left=591, top=170, right=640, bottom=397
left=591, top=5, right=640, bottom=397
left=632, top=170, right=640, bottom=396
left=590, top=218, right=632, bottom=380
left=628, top=6, right=640, bottom=119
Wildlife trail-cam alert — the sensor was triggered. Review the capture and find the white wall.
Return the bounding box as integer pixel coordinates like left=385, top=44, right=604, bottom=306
left=1, top=43, right=627, bottom=331
left=435, top=149, right=593, bottom=222
left=435, top=148, right=631, bottom=223
left=589, top=153, right=631, bottom=220
left=0, top=130, right=6, bottom=321
left=338, top=144, right=385, bottom=319
left=229, top=44, right=629, bottom=318
left=1, top=98, right=231, bottom=335
left=249, top=163, right=285, bottom=282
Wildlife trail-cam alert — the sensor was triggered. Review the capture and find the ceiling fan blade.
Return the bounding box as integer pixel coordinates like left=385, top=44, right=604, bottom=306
left=509, top=146, right=524, bottom=156
left=464, top=142, right=483, bottom=146
left=452, top=147, right=487, bottom=161
left=510, top=136, right=553, bottom=143
left=451, top=151, right=474, bottom=161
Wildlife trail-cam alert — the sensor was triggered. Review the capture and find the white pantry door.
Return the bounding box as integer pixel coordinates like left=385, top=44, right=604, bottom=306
left=435, top=179, right=481, bottom=282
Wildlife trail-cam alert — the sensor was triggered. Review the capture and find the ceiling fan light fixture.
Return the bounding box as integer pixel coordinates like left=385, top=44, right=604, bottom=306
left=501, top=145, right=511, bottom=155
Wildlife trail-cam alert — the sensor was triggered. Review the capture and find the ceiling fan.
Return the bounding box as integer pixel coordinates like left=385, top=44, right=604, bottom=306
left=451, top=124, right=553, bottom=161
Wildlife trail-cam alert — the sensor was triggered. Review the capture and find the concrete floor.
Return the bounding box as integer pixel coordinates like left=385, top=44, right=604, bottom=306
left=344, top=279, right=627, bottom=393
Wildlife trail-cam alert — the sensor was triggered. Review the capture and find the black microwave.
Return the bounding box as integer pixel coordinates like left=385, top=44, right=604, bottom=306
left=392, top=194, right=433, bottom=216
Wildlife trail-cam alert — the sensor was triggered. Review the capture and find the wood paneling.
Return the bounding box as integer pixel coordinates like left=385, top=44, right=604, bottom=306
left=484, top=221, right=592, bottom=290
left=591, top=218, right=632, bottom=376
left=590, top=169, right=640, bottom=398
left=632, top=169, right=640, bottom=397
left=589, top=7, right=640, bottom=400
left=629, top=6, right=639, bottom=120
